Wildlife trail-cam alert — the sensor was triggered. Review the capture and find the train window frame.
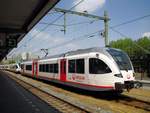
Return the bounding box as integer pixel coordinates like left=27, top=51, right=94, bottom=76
left=21, top=64, right=24, bottom=69
left=46, top=64, right=49, bottom=72
left=39, top=64, right=44, bottom=72
left=43, top=64, right=46, bottom=72
left=26, top=65, right=32, bottom=71
left=76, top=59, right=85, bottom=74
left=107, top=49, right=132, bottom=70
left=39, top=64, right=42, bottom=72
left=68, top=60, right=75, bottom=73
left=54, top=63, right=58, bottom=73
left=89, top=58, right=111, bottom=74
left=68, top=59, right=85, bottom=74
left=39, top=63, right=58, bottom=73
left=49, top=64, right=54, bottom=73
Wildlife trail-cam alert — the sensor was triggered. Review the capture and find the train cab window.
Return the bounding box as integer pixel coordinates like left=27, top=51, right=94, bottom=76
left=26, top=65, right=32, bottom=71
left=68, top=59, right=85, bottom=74
left=89, top=58, right=111, bottom=74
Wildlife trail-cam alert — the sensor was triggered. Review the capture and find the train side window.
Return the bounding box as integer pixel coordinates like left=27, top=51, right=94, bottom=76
left=68, top=59, right=84, bottom=74
left=43, top=64, right=45, bottom=72
left=50, top=64, right=54, bottom=73
left=46, top=64, right=49, bottom=72
left=40, top=64, right=45, bottom=72
left=89, top=58, right=111, bottom=74
left=76, top=59, right=84, bottom=74
left=39, top=64, right=43, bottom=72
left=26, top=65, right=32, bottom=71
left=21, top=64, right=24, bottom=69
left=68, top=60, right=75, bottom=73
left=54, top=64, right=58, bottom=73
left=42, top=64, right=44, bottom=72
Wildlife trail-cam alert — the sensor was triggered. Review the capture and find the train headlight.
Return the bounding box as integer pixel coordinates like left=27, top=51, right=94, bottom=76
left=96, top=54, right=99, bottom=58
left=114, top=73, right=123, bottom=78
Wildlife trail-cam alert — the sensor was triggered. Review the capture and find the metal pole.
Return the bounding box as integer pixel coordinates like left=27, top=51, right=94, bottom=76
left=104, top=11, right=109, bottom=47
left=41, top=49, right=48, bottom=57
left=64, top=12, right=66, bottom=34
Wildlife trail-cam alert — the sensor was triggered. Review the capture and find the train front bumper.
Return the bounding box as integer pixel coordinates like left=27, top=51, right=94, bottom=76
left=115, top=81, right=142, bottom=91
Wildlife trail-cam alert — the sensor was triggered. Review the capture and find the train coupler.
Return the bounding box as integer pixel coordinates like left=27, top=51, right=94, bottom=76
left=115, top=81, right=142, bottom=92
left=125, top=81, right=142, bottom=92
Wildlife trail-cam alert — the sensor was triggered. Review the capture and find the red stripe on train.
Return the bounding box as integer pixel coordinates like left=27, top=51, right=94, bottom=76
left=66, top=80, right=114, bottom=89
left=37, top=75, right=113, bottom=89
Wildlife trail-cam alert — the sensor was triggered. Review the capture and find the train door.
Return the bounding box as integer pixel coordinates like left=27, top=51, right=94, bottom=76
left=32, top=60, right=38, bottom=78
left=60, top=59, right=66, bottom=82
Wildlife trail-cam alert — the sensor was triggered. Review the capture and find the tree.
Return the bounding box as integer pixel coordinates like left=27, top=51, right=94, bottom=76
left=135, top=37, right=150, bottom=55
left=110, top=38, right=134, bottom=56
left=110, top=37, right=150, bottom=56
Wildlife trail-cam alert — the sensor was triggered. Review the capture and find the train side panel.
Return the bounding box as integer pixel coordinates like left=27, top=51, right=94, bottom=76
left=37, top=59, right=60, bottom=80
left=22, top=62, right=33, bottom=77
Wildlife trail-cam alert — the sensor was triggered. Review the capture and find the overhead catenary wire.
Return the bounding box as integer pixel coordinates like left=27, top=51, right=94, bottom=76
left=39, top=20, right=97, bottom=27
left=7, top=0, right=85, bottom=57
left=27, top=0, right=85, bottom=42
left=10, top=13, right=150, bottom=57
left=7, top=10, right=150, bottom=57
left=111, top=14, right=150, bottom=28
left=32, top=30, right=102, bottom=54
left=29, top=13, right=150, bottom=52
left=32, top=13, right=150, bottom=54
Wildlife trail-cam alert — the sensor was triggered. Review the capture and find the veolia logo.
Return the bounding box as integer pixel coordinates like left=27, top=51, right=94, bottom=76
left=72, top=74, right=76, bottom=80
left=127, top=74, right=131, bottom=79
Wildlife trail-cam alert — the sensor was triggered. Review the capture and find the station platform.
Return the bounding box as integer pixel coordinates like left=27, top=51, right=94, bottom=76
left=136, top=79, right=150, bottom=90
left=0, top=71, right=60, bottom=113
left=138, top=80, right=150, bottom=84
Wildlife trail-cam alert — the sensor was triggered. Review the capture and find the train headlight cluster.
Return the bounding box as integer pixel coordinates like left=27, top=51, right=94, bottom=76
left=114, top=73, right=123, bottom=78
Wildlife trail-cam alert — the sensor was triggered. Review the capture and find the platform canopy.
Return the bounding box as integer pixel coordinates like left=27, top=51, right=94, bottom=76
left=0, top=0, right=60, bottom=61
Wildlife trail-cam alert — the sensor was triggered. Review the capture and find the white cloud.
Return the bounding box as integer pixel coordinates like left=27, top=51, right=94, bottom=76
left=29, top=29, right=59, bottom=43
left=65, top=43, right=79, bottom=49
left=142, top=32, right=150, bottom=37
left=29, top=29, right=39, bottom=37
left=73, top=0, right=105, bottom=12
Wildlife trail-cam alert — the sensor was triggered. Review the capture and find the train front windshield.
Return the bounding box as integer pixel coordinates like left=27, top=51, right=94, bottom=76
left=107, top=49, right=133, bottom=70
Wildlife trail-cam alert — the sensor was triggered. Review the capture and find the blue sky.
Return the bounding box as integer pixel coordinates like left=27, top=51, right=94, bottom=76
left=8, top=0, right=150, bottom=58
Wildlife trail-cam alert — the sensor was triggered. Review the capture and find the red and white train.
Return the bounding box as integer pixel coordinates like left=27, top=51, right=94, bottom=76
left=18, top=47, right=135, bottom=92
left=1, top=47, right=136, bottom=92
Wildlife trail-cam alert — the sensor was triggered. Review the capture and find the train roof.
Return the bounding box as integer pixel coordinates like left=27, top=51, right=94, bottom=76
left=40, top=47, right=119, bottom=60
left=21, top=47, right=123, bottom=63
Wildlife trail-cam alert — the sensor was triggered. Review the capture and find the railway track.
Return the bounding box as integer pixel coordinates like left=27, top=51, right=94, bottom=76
left=116, top=94, right=150, bottom=111
left=123, top=93, right=150, bottom=101
left=4, top=71, right=150, bottom=113
left=4, top=71, right=111, bottom=113
left=6, top=73, right=89, bottom=113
